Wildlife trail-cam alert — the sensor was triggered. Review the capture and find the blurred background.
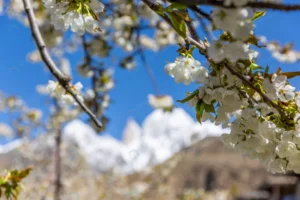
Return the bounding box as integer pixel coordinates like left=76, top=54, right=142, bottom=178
left=0, top=0, right=300, bottom=199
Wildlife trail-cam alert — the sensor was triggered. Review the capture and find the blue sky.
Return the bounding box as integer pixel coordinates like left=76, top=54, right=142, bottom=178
left=0, top=2, right=300, bottom=141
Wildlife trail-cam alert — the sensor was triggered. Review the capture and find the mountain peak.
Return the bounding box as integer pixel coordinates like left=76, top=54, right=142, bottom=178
left=122, top=118, right=142, bottom=146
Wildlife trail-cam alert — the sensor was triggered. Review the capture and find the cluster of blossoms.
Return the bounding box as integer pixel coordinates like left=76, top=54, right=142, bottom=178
left=180, top=66, right=300, bottom=174
left=148, top=94, right=174, bottom=110
left=208, top=8, right=258, bottom=63
left=163, top=1, right=300, bottom=174
left=42, top=0, right=104, bottom=35
left=165, top=56, right=208, bottom=85
left=46, top=80, right=84, bottom=105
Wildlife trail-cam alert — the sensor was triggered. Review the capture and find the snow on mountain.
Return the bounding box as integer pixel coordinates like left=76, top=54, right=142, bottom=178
left=122, top=118, right=142, bottom=146
left=63, top=108, right=229, bottom=174
left=0, top=108, right=229, bottom=173
left=0, top=138, right=27, bottom=154
left=64, top=120, right=126, bottom=173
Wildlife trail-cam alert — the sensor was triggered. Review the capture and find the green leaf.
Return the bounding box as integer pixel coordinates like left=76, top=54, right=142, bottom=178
left=204, top=101, right=215, bottom=113
left=195, top=100, right=205, bottom=123
left=249, top=63, right=263, bottom=71
left=251, top=11, right=267, bottom=21
left=177, top=90, right=199, bottom=103
left=264, top=65, right=270, bottom=77
left=246, top=34, right=262, bottom=48
left=168, top=11, right=187, bottom=38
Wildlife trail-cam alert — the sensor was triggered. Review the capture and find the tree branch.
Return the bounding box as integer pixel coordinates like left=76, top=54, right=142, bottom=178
left=169, top=0, right=300, bottom=11
left=142, top=0, right=207, bottom=55
left=22, top=0, right=103, bottom=128
left=54, top=125, right=62, bottom=200
left=185, top=11, right=201, bottom=43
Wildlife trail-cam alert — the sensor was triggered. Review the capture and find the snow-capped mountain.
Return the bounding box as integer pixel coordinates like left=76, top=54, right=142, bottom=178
left=63, top=108, right=229, bottom=174
left=0, top=138, right=27, bottom=154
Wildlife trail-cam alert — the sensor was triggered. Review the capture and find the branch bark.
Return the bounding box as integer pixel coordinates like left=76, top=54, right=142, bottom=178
left=54, top=126, right=62, bottom=200
left=169, top=0, right=300, bottom=11
left=22, top=0, right=103, bottom=128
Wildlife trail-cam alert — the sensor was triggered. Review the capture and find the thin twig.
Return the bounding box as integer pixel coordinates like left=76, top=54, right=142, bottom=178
left=192, top=9, right=215, bottom=42
left=185, top=11, right=201, bottom=43
left=190, top=6, right=211, bottom=21
left=138, top=47, right=161, bottom=95
left=142, top=0, right=207, bottom=55
left=134, top=3, right=161, bottom=95
left=22, top=0, right=102, bottom=128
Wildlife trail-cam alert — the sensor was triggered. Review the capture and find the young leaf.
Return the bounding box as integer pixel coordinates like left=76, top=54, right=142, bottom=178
left=195, top=100, right=205, bottom=123
left=168, top=11, right=187, bottom=38
left=251, top=11, right=267, bottom=21
left=204, top=101, right=215, bottom=113
left=249, top=63, right=263, bottom=71
left=177, top=90, right=199, bottom=103
left=246, top=34, right=263, bottom=48
left=264, top=65, right=270, bottom=77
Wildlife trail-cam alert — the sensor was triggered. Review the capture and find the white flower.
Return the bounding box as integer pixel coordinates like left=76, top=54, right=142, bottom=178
left=113, top=16, right=135, bottom=30
left=46, top=80, right=64, bottom=98
left=295, top=94, right=300, bottom=112
left=287, top=162, right=300, bottom=174
left=224, top=0, right=248, bottom=7
left=27, top=109, right=43, bottom=123
left=185, top=92, right=198, bottom=107
left=148, top=94, right=173, bottom=109
left=262, top=74, right=295, bottom=102
left=269, top=158, right=287, bottom=174
left=224, top=41, right=257, bottom=63
left=42, top=0, right=104, bottom=35
left=86, top=89, right=96, bottom=99
left=208, top=41, right=257, bottom=64
left=277, top=85, right=295, bottom=102
left=0, top=123, right=14, bottom=138
left=46, top=80, right=84, bottom=105
left=276, top=141, right=297, bottom=158
left=207, top=42, right=226, bottom=63
left=165, top=56, right=208, bottom=85
left=257, top=103, right=278, bottom=116
left=258, top=120, right=278, bottom=140
left=212, top=8, right=254, bottom=40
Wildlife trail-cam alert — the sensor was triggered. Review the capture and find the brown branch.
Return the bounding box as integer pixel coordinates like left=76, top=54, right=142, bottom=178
left=169, top=0, right=300, bottom=11
left=190, top=6, right=211, bottom=21
left=185, top=11, right=201, bottom=44
left=22, top=0, right=103, bottom=128
left=54, top=125, right=62, bottom=200
left=142, top=0, right=207, bottom=55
